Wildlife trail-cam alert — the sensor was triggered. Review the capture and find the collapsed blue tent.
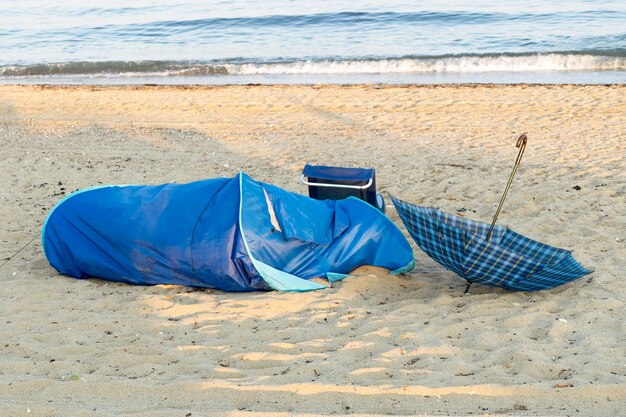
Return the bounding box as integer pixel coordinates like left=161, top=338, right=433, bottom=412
left=43, top=172, right=414, bottom=292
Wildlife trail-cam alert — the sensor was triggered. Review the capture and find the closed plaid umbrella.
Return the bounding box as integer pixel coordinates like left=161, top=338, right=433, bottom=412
left=391, top=134, right=590, bottom=291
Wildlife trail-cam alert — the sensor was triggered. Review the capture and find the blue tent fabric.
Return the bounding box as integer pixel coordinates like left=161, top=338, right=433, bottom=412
left=43, top=173, right=414, bottom=292
left=391, top=195, right=590, bottom=291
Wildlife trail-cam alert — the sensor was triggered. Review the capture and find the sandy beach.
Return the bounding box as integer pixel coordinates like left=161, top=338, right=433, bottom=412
left=0, top=84, right=624, bottom=416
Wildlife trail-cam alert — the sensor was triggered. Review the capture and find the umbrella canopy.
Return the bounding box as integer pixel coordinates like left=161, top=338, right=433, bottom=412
left=390, top=198, right=590, bottom=291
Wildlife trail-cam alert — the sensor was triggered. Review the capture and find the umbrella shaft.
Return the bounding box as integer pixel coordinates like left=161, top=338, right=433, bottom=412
left=486, top=162, right=520, bottom=241
left=486, top=134, right=527, bottom=242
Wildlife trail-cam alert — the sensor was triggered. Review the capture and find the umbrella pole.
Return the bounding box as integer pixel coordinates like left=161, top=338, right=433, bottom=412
left=485, top=133, right=528, bottom=242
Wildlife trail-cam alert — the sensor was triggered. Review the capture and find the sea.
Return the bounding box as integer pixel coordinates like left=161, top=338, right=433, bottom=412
left=1, top=0, right=625, bottom=85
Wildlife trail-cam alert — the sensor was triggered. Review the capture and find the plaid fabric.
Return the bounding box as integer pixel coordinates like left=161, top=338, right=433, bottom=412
left=391, top=195, right=590, bottom=291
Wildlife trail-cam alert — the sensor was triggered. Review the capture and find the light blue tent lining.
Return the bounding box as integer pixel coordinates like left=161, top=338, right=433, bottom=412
left=253, top=260, right=329, bottom=291
left=390, top=258, right=416, bottom=275
left=326, top=272, right=351, bottom=284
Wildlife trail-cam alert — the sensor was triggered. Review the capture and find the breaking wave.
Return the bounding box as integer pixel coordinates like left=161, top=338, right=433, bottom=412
left=1, top=52, right=625, bottom=78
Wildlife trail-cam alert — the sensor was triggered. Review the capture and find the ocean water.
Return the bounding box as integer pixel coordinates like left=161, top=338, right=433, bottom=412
left=1, top=0, right=625, bottom=84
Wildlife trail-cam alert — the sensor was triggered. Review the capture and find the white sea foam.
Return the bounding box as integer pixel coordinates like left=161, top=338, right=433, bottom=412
left=226, top=54, right=626, bottom=75
left=1, top=54, right=625, bottom=85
